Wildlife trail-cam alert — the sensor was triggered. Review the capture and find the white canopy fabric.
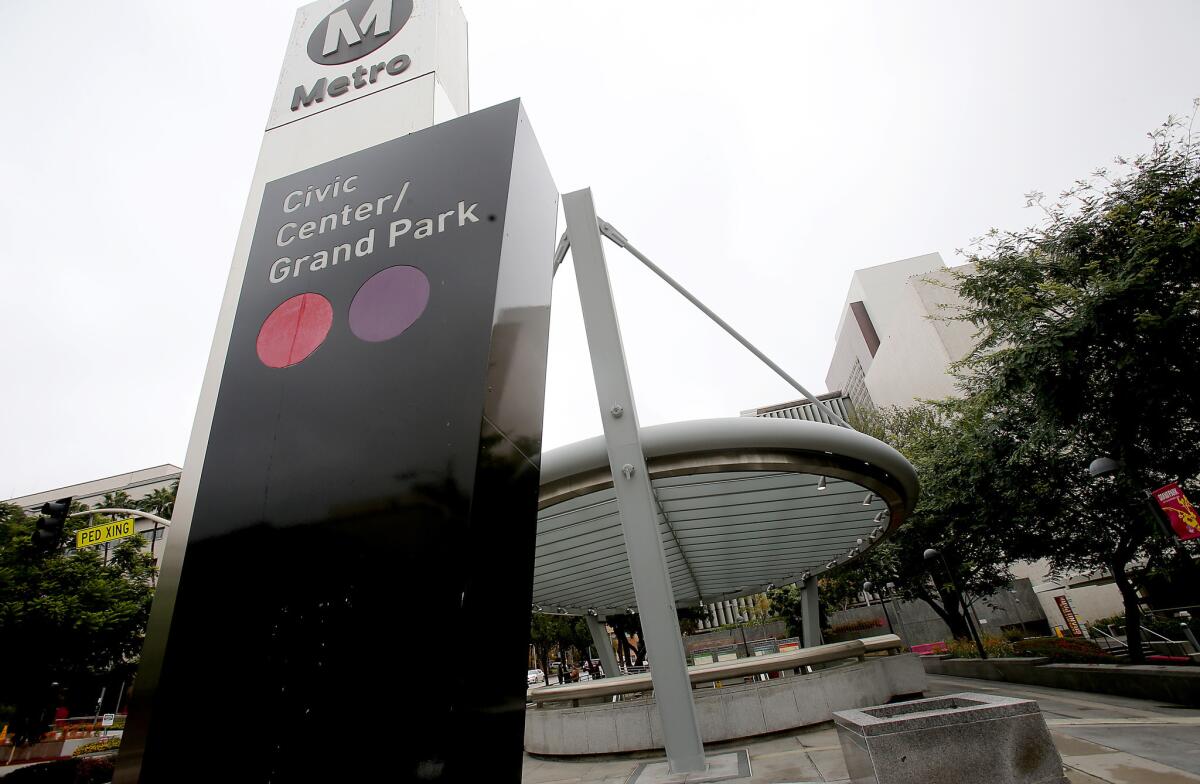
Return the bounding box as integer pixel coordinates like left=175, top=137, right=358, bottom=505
left=532, top=417, right=919, bottom=616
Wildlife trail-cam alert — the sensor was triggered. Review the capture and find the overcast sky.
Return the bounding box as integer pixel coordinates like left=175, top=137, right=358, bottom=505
left=2, top=1, right=1198, bottom=500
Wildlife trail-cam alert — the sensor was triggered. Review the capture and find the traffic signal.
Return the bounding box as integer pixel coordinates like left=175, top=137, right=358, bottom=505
left=31, top=497, right=72, bottom=553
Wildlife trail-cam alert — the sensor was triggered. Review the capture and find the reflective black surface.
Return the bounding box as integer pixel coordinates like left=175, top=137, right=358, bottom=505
left=117, top=100, right=557, bottom=782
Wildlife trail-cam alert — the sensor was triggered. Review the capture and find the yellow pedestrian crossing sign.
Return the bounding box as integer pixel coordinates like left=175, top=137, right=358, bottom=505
left=76, top=518, right=136, bottom=548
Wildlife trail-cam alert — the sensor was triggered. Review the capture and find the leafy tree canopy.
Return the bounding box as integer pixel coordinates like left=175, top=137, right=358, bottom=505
left=830, top=399, right=1038, bottom=639
left=950, top=114, right=1200, bottom=659
left=0, top=502, right=156, bottom=744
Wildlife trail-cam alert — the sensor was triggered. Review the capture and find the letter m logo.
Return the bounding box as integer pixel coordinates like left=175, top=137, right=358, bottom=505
left=307, top=0, right=412, bottom=66
left=324, top=0, right=391, bottom=55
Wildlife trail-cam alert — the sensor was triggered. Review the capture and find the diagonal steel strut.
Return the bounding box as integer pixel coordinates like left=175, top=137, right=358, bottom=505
left=551, top=221, right=851, bottom=428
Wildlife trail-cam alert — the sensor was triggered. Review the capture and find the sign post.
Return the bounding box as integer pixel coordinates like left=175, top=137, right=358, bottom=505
left=115, top=2, right=556, bottom=782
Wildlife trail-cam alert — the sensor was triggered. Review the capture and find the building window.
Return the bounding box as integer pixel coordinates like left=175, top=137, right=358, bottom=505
left=846, top=358, right=874, bottom=414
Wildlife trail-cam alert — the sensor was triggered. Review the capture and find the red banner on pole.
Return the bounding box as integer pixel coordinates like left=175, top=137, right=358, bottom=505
left=1152, top=482, right=1200, bottom=541
left=1053, top=595, right=1083, bottom=637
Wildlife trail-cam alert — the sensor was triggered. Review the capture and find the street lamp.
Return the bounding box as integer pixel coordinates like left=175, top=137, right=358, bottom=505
left=863, top=581, right=895, bottom=635
left=1087, top=456, right=1123, bottom=478
left=924, top=547, right=987, bottom=659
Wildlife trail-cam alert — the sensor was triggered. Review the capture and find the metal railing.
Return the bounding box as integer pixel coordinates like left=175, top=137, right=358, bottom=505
left=1141, top=625, right=1176, bottom=644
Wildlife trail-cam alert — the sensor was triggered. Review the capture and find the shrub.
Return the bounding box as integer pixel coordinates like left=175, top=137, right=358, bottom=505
left=827, top=617, right=884, bottom=635
left=1092, top=613, right=1125, bottom=631
left=74, top=756, right=115, bottom=783
left=3, top=754, right=115, bottom=783
left=1013, top=637, right=1116, bottom=664
left=1089, top=612, right=1195, bottom=641
left=944, top=636, right=1015, bottom=658
left=72, top=737, right=121, bottom=756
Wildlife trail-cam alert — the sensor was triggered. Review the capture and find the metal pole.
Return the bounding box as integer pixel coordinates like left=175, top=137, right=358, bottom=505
left=112, top=679, right=126, bottom=723
left=563, top=188, right=706, bottom=773
left=800, top=580, right=823, bottom=648
left=878, top=594, right=895, bottom=635
left=1182, top=624, right=1200, bottom=653
left=586, top=614, right=621, bottom=680
left=68, top=509, right=172, bottom=527
left=92, top=686, right=106, bottom=737
left=887, top=589, right=910, bottom=646
left=597, top=219, right=850, bottom=429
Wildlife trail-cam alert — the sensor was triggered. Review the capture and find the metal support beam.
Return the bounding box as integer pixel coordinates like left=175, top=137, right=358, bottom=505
left=597, top=219, right=850, bottom=428
left=563, top=188, right=706, bottom=773
left=801, top=580, right=823, bottom=648
left=586, top=614, right=621, bottom=680
left=69, top=508, right=172, bottom=527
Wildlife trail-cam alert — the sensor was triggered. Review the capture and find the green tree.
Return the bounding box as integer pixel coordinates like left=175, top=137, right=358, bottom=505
left=0, top=503, right=156, bottom=744
left=605, top=613, right=642, bottom=667
left=836, top=401, right=1029, bottom=641
left=602, top=608, right=706, bottom=667
left=136, top=481, right=178, bottom=519
left=528, top=614, right=594, bottom=684
left=766, top=584, right=804, bottom=639
left=954, top=113, right=1200, bottom=661
left=100, top=491, right=135, bottom=512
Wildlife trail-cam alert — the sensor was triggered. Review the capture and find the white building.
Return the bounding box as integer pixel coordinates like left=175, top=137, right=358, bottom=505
left=825, top=253, right=975, bottom=411
left=5, top=464, right=181, bottom=565
left=822, top=253, right=1124, bottom=630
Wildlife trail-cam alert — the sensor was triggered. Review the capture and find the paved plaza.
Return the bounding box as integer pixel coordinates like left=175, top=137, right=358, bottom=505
left=522, top=675, right=1200, bottom=784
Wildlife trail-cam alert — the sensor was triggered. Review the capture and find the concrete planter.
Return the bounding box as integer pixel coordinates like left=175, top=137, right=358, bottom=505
left=834, top=692, right=1067, bottom=784
left=920, top=657, right=1050, bottom=680
left=920, top=656, right=1200, bottom=706
left=525, top=653, right=926, bottom=755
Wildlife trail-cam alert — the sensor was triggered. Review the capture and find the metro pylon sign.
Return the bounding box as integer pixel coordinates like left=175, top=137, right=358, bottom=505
left=114, top=2, right=553, bottom=781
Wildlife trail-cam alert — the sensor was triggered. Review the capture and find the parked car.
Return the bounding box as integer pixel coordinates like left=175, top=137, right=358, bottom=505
left=527, top=668, right=544, bottom=685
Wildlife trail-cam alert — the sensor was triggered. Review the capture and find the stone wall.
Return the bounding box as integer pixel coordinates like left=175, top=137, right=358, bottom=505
left=525, top=653, right=927, bottom=755
left=920, top=656, right=1200, bottom=706
left=828, top=578, right=1048, bottom=647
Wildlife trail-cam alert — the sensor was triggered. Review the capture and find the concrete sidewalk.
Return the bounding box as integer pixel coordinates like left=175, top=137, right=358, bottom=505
left=522, top=674, right=1200, bottom=783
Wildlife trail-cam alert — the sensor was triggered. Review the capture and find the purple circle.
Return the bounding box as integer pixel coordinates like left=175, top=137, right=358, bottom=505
left=348, top=265, right=431, bottom=342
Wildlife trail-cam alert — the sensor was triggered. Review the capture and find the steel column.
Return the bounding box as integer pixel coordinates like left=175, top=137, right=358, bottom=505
left=563, top=188, right=706, bottom=773
left=801, top=580, right=823, bottom=648
left=586, top=614, right=622, bottom=679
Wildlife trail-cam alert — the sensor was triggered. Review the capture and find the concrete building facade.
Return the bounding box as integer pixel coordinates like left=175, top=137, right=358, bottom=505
left=821, top=253, right=1125, bottom=631
left=825, top=252, right=975, bottom=412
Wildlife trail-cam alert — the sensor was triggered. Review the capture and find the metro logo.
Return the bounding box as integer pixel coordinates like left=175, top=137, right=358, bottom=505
left=307, top=0, right=413, bottom=66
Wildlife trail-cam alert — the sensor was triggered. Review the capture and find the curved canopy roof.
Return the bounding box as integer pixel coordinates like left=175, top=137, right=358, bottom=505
left=532, top=417, right=918, bottom=616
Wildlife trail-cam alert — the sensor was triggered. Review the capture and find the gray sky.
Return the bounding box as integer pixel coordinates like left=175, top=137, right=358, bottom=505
left=2, top=1, right=1198, bottom=500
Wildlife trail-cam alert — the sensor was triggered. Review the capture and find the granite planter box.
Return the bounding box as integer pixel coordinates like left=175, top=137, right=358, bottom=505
left=919, top=656, right=1200, bottom=706
left=834, top=692, right=1067, bottom=784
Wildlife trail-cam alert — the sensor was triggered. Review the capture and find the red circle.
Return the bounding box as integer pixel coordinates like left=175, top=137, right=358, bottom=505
left=256, top=293, right=333, bottom=368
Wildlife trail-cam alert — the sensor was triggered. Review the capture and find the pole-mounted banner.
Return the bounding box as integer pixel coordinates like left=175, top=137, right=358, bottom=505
left=1151, top=482, right=1200, bottom=542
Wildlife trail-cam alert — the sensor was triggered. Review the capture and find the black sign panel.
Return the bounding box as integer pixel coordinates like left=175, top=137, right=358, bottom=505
left=117, top=100, right=557, bottom=783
